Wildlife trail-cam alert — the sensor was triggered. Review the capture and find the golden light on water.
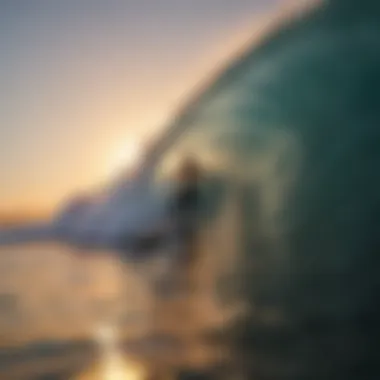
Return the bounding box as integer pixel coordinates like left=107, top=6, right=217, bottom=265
left=76, top=323, right=145, bottom=380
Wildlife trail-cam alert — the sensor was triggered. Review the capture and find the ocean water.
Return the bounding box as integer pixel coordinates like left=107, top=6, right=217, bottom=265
left=150, top=0, right=380, bottom=378
left=0, top=242, right=227, bottom=379
left=2, top=0, right=380, bottom=379
left=0, top=243, right=150, bottom=379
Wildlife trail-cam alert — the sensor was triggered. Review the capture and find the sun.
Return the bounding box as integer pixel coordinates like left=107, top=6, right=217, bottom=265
left=106, top=140, right=143, bottom=179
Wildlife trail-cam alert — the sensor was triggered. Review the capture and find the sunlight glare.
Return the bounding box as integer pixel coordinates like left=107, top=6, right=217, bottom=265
left=95, top=323, right=145, bottom=380
left=75, top=323, right=145, bottom=380
left=106, top=140, right=143, bottom=180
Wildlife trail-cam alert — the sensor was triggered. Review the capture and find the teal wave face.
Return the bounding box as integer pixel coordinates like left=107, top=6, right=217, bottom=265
left=156, top=0, right=380, bottom=378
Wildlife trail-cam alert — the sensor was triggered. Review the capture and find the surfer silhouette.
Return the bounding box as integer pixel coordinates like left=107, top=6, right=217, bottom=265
left=169, top=156, right=202, bottom=290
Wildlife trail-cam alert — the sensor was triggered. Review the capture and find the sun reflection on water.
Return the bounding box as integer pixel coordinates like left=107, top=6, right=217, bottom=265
left=76, top=323, right=145, bottom=380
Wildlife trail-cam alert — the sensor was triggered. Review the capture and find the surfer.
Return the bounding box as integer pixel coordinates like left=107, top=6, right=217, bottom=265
left=169, top=156, right=202, bottom=290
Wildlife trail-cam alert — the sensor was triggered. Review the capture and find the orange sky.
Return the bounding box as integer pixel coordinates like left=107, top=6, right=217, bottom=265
left=0, top=1, right=285, bottom=218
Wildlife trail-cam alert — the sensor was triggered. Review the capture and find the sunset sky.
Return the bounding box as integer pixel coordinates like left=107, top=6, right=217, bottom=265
left=0, top=0, right=284, bottom=216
